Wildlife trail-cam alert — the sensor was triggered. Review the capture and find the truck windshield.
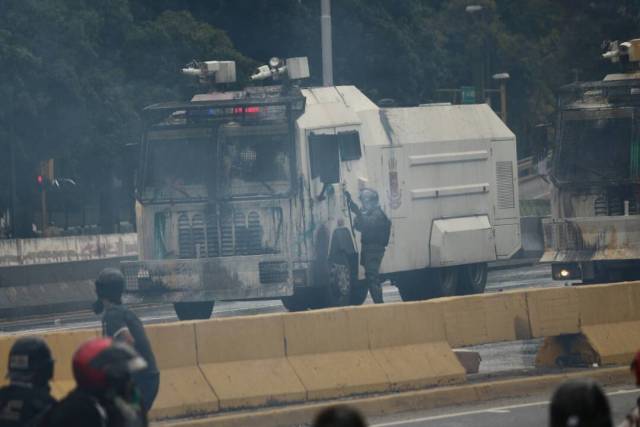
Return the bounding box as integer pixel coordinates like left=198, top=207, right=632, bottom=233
left=219, top=125, right=291, bottom=197
left=142, top=127, right=214, bottom=200
left=555, top=114, right=632, bottom=182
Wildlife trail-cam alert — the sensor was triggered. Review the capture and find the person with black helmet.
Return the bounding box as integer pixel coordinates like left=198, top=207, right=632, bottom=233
left=93, top=268, right=159, bottom=412
left=43, top=337, right=147, bottom=427
left=0, top=336, right=56, bottom=426
left=345, top=188, right=391, bottom=304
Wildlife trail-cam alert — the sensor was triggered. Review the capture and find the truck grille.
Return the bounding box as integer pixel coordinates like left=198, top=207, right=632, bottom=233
left=594, top=193, right=638, bottom=216
left=178, top=208, right=281, bottom=258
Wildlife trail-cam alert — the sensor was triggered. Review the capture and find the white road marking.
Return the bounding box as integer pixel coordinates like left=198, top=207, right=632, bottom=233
left=371, top=388, right=638, bottom=426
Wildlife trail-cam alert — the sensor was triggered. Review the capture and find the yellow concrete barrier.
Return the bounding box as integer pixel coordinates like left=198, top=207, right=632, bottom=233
left=356, top=301, right=465, bottom=391
left=440, top=291, right=531, bottom=347
left=146, top=322, right=218, bottom=419
left=526, top=287, right=579, bottom=338
left=574, top=281, right=640, bottom=366
left=195, top=313, right=305, bottom=409
left=45, top=329, right=100, bottom=398
left=532, top=281, right=640, bottom=367
left=283, top=307, right=389, bottom=400
left=0, top=335, right=17, bottom=387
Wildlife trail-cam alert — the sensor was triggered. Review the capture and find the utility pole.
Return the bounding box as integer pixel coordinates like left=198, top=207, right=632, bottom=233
left=321, top=0, right=334, bottom=86
left=8, top=137, right=16, bottom=238
left=492, top=73, right=510, bottom=123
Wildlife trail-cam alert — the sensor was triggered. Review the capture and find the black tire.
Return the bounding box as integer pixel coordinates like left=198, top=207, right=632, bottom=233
left=396, top=271, right=430, bottom=301
left=457, top=263, right=488, bottom=295
left=350, top=280, right=369, bottom=305
left=397, top=282, right=428, bottom=301
left=281, top=288, right=326, bottom=311
left=173, top=301, right=214, bottom=321
left=325, top=263, right=351, bottom=307
left=432, top=267, right=458, bottom=297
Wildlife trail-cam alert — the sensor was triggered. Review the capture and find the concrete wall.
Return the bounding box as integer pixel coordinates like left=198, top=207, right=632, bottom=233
left=0, top=233, right=137, bottom=266
left=0, top=233, right=137, bottom=318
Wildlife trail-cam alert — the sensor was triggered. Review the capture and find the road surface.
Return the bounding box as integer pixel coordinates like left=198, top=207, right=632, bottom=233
left=0, top=263, right=555, bottom=336
left=368, top=384, right=638, bottom=427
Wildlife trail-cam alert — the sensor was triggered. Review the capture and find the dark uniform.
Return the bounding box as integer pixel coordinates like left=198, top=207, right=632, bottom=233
left=347, top=189, right=391, bottom=304
left=0, top=384, right=55, bottom=427
left=102, top=305, right=159, bottom=412
left=0, top=336, right=56, bottom=427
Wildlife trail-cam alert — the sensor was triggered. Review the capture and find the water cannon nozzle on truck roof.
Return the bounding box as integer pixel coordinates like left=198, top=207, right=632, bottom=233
left=250, top=57, right=310, bottom=81
left=602, top=39, right=640, bottom=64
left=181, top=60, right=237, bottom=85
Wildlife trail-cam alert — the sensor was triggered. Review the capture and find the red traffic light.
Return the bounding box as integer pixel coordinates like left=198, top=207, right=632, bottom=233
left=37, top=175, right=43, bottom=185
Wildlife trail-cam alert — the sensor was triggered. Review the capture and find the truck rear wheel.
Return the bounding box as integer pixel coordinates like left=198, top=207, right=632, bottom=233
left=396, top=271, right=430, bottom=301
left=457, top=263, right=488, bottom=295
left=173, top=301, right=214, bottom=321
left=432, top=267, right=458, bottom=297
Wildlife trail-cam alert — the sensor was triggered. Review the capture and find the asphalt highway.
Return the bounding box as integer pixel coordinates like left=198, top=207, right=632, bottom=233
left=368, top=384, right=638, bottom=427
left=0, top=263, right=556, bottom=336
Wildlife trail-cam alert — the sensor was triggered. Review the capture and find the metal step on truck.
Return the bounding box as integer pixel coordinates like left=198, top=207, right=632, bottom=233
left=121, top=57, right=521, bottom=320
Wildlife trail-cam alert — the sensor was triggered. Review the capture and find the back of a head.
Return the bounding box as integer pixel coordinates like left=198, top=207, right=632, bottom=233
left=8, top=336, right=54, bottom=386
left=550, top=379, right=612, bottom=427
left=313, top=405, right=367, bottom=427
left=95, top=268, right=125, bottom=304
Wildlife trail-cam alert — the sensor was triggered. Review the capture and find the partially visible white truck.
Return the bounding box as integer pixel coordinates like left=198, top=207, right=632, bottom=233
left=122, top=58, right=521, bottom=319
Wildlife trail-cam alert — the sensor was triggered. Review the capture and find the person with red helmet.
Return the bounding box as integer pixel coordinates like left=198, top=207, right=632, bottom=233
left=0, top=336, right=56, bottom=427
left=93, top=268, right=159, bottom=412
left=42, top=337, right=147, bottom=427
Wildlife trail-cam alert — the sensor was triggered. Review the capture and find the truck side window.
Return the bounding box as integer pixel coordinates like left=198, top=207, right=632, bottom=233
left=309, top=133, right=340, bottom=184
left=338, top=131, right=361, bottom=161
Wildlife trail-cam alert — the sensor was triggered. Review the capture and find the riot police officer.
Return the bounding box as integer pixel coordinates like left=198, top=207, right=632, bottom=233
left=0, top=336, right=56, bottom=427
left=346, top=188, right=391, bottom=304
left=43, top=337, right=148, bottom=427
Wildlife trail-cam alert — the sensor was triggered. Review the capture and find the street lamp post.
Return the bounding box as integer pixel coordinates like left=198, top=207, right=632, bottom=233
left=465, top=4, right=488, bottom=103
left=493, top=72, right=510, bottom=123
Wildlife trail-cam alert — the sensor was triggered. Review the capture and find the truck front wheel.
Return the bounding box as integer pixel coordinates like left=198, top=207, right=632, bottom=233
left=457, top=263, right=488, bottom=295
left=173, top=301, right=214, bottom=321
left=281, top=288, right=325, bottom=311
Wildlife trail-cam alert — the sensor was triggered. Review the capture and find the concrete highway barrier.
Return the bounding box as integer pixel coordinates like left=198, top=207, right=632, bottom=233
left=355, top=301, right=465, bottom=390
left=146, top=322, right=219, bottom=419
left=440, top=291, right=531, bottom=347
left=195, top=313, right=305, bottom=410
left=533, top=281, right=640, bottom=367
left=283, top=307, right=391, bottom=400
left=4, top=280, right=640, bottom=421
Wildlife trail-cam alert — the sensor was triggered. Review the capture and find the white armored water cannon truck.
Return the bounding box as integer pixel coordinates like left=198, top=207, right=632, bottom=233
left=121, top=57, right=521, bottom=320
left=542, top=38, right=640, bottom=283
